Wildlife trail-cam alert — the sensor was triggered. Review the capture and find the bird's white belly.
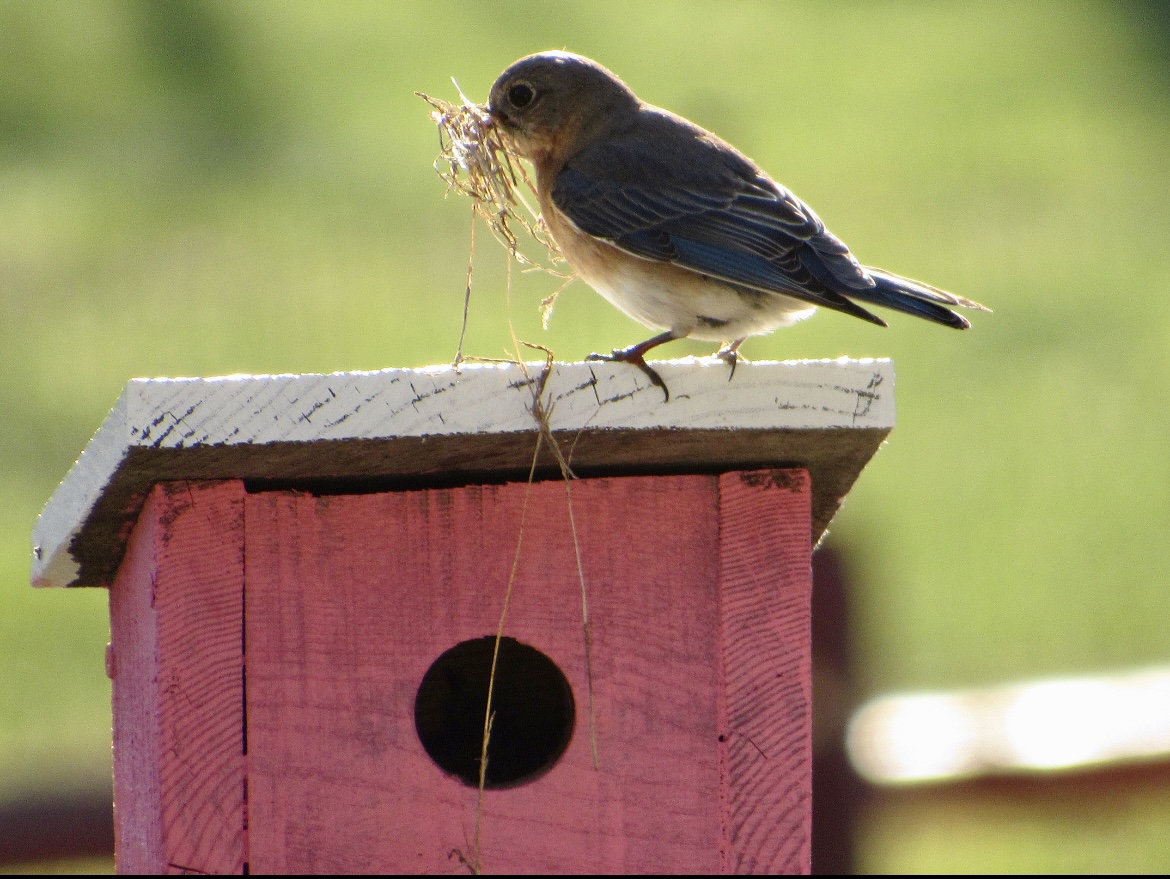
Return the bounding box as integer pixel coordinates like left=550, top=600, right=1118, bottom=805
left=579, top=245, right=816, bottom=343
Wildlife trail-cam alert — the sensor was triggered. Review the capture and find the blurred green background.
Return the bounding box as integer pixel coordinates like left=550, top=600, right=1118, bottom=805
left=3, top=0, right=1169, bottom=872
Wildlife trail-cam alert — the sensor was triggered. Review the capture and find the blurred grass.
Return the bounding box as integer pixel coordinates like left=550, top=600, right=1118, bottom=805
left=2, top=0, right=1169, bottom=871
left=0, top=856, right=114, bottom=876
left=859, top=778, right=1170, bottom=873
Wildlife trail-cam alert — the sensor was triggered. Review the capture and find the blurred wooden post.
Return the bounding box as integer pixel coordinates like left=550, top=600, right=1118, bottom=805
left=31, top=359, right=894, bottom=874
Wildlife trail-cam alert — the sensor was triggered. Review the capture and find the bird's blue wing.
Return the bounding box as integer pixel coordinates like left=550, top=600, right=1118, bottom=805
left=550, top=155, right=889, bottom=324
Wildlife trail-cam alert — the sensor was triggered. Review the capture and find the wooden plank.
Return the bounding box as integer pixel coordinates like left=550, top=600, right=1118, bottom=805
left=108, top=489, right=164, bottom=873
left=244, top=475, right=730, bottom=873
left=108, top=481, right=246, bottom=874
left=717, top=471, right=813, bottom=873
left=33, top=359, right=893, bottom=588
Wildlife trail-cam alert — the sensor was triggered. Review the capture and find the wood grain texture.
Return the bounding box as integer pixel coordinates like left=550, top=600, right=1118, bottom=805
left=34, top=359, right=892, bottom=588
left=108, top=481, right=246, bottom=874
left=717, top=470, right=812, bottom=873
left=244, top=476, right=727, bottom=874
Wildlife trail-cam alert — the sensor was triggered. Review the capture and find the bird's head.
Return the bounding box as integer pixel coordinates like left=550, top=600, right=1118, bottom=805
left=488, top=51, right=640, bottom=164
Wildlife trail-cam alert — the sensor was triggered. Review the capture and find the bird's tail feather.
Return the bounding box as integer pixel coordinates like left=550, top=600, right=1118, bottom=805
left=849, top=267, right=989, bottom=330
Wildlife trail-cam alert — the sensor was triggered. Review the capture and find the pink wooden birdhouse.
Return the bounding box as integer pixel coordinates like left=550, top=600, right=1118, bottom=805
left=32, top=359, right=893, bottom=874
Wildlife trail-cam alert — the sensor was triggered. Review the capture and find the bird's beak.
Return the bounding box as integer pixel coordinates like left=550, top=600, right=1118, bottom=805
left=486, top=103, right=514, bottom=132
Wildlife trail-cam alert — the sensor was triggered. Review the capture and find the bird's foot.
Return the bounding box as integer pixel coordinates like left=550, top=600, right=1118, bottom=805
left=715, top=339, right=747, bottom=383
left=587, top=333, right=678, bottom=402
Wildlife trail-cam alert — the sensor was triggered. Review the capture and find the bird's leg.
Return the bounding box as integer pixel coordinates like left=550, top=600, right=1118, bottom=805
left=715, top=338, right=747, bottom=382
left=586, top=329, right=679, bottom=402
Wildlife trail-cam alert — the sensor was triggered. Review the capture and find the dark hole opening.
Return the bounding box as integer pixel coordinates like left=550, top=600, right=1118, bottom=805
left=414, top=636, right=575, bottom=789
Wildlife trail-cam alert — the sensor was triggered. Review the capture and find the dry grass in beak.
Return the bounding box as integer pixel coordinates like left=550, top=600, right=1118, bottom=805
left=418, top=87, right=564, bottom=274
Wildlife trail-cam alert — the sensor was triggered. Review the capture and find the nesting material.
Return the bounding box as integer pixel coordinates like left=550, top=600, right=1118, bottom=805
left=419, top=88, right=564, bottom=273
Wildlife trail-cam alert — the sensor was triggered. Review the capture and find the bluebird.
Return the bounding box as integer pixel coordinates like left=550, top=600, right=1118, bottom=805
left=487, top=51, right=987, bottom=400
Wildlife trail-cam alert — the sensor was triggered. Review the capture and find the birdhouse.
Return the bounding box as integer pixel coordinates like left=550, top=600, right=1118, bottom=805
left=32, top=358, right=893, bottom=874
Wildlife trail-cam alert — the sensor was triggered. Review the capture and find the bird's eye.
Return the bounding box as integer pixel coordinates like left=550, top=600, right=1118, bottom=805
left=508, top=82, right=535, bottom=108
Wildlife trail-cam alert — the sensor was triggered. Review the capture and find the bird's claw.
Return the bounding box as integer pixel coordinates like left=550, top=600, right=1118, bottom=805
left=715, top=341, right=747, bottom=383
left=587, top=347, right=670, bottom=402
